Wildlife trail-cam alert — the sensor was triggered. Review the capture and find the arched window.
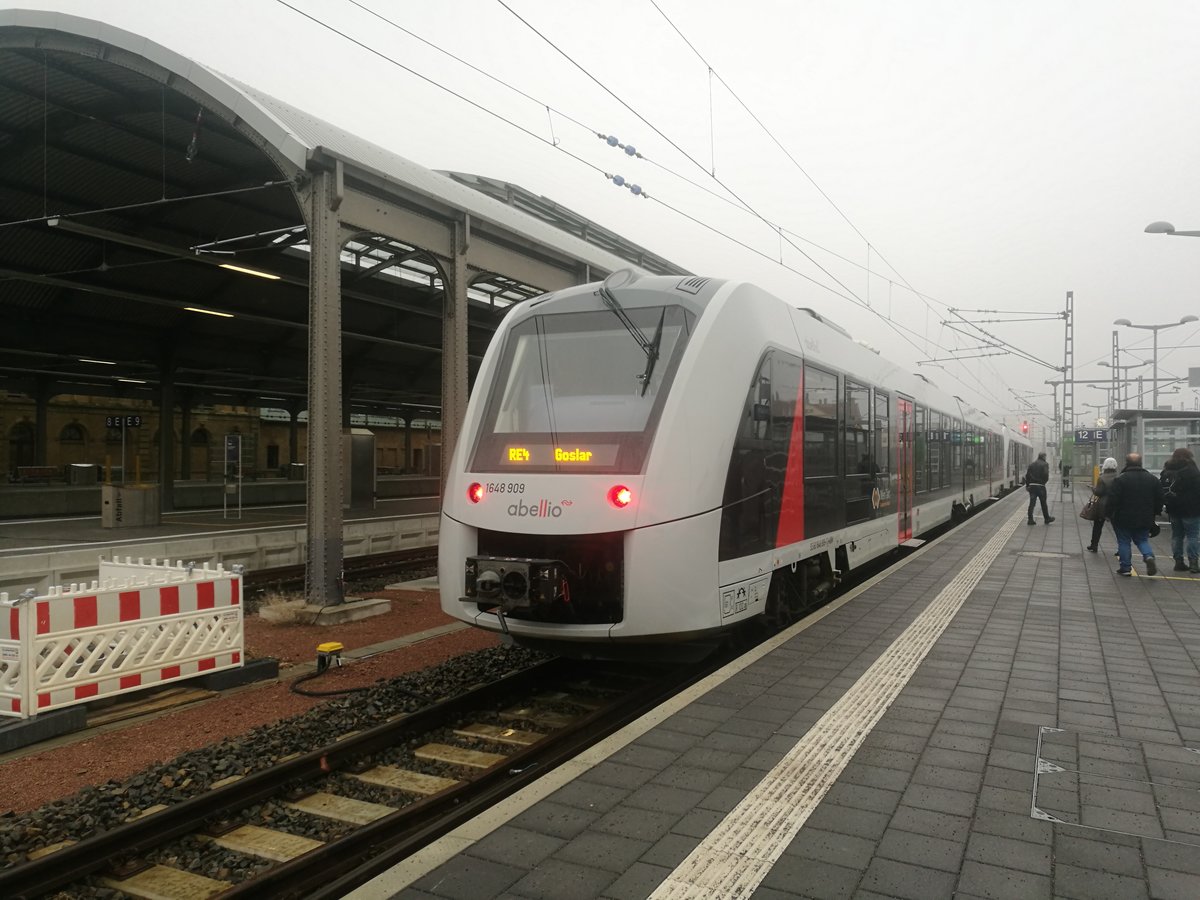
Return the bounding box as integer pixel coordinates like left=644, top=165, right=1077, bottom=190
left=9, top=421, right=35, bottom=471
left=60, top=422, right=86, bottom=443
left=191, top=427, right=210, bottom=445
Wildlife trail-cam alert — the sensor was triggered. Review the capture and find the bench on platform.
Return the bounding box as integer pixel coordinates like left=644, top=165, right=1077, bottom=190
left=14, top=466, right=61, bottom=484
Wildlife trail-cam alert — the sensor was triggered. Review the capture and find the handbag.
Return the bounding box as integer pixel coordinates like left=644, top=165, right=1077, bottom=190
left=1150, top=522, right=1161, bottom=538
left=1079, top=497, right=1102, bottom=521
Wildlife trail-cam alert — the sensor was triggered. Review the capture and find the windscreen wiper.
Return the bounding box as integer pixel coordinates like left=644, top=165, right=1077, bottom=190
left=599, top=282, right=654, bottom=357
left=637, top=307, right=667, bottom=397
left=598, top=270, right=662, bottom=395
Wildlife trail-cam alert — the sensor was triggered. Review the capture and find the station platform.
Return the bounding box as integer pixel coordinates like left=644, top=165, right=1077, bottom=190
left=352, top=486, right=1200, bottom=899
left=0, top=494, right=440, bottom=596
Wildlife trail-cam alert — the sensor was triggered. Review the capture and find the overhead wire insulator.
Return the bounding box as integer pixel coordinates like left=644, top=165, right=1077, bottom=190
left=597, top=133, right=643, bottom=159
left=604, top=173, right=648, bottom=198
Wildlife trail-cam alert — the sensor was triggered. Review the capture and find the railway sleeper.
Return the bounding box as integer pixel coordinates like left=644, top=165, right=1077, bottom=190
left=100, top=864, right=231, bottom=900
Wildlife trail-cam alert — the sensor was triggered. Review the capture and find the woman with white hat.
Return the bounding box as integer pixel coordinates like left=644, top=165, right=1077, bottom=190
left=1086, top=457, right=1119, bottom=553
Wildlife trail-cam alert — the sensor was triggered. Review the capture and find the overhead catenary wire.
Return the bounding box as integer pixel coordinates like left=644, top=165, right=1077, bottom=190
left=645, top=2, right=950, bottom=321
left=275, top=0, right=1017, bottom=414
left=493, top=0, right=869, bottom=308
left=273, top=0, right=612, bottom=185
left=494, top=0, right=1020, bottom=412
left=642, top=1, right=1051, bottom=409
left=341, top=0, right=1014, bottom=407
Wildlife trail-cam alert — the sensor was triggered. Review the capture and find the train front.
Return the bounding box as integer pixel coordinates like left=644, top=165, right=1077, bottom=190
left=438, top=270, right=712, bottom=654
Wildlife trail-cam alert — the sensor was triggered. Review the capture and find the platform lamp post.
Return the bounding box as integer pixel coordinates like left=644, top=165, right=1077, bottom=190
left=1098, top=358, right=1150, bottom=408
left=1113, top=316, right=1199, bottom=410
left=1145, top=221, right=1200, bottom=239
left=1081, top=400, right=1108, bottom=426
left=1086, top=384, right=1117, bottom=424
left=1044, top=379, right=1063, bottom=450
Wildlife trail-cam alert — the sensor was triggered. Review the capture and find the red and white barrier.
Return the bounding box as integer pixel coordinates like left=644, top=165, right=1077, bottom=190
left=0, top=557, right=243, bottom=719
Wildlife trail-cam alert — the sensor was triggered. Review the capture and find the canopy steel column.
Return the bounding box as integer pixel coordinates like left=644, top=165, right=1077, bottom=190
left=403, top=416, right=413, bottom=472
left=180, top=392, right=193, bottom=481
left=33, top=378, right=49, bottom=467
left=287, top=402, right=301, bottom=465
left=158, top=359, right=175, bottom=512
left=1062, top=291, right=1074, bottom=488
left=304, top=168, right=344, bottom=607
left=439, top=217, right=470, bottom=491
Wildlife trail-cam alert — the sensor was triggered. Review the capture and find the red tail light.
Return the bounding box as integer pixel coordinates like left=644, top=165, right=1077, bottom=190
left=608, top=485, right=632, bottom=508
left=467, top=482, right=484, bottom=503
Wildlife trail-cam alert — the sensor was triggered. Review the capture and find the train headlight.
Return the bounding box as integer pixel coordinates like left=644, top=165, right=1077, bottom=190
left=608, top=485, right=633, bottom=508
left=467, top=482, right=484, bottom=503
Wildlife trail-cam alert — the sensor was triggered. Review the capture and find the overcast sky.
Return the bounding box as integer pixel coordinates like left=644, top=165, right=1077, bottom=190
left=10, top=0, right=1200, bottom=433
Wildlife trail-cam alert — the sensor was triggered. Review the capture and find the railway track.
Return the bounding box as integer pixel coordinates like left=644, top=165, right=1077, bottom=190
left=0, top=656, right=712, bottom=899
left=244, top=546, right=438, bottom=594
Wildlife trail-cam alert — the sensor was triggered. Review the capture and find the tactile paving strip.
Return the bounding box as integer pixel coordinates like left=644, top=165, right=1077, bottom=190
left=651, top=506, right=1026, bottom=899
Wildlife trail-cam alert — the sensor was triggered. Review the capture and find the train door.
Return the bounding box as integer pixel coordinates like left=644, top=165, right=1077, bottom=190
left=897, top=397, right=914, bottom=541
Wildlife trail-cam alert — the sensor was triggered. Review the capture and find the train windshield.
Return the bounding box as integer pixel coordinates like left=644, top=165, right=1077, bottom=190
left=470, top=305, right=694, bottom=473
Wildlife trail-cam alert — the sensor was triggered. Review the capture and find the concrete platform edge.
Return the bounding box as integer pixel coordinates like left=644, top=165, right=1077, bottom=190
left=0, top=707, right=87, bottom=753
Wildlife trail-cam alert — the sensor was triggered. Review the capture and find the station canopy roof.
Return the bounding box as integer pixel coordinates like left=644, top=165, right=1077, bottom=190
left=0, top=10, right=686, bottom=423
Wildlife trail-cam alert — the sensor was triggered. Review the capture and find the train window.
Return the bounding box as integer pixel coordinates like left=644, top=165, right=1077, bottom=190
left=803, top=365, right=838, bottom=478
left=914, top=405, right=926, bottom=492
left=844, top=381, right=870, bottom=477
left=845, top=380, right=872, bottom=524
left=928, top=411, right=942, bottom=490
left=802, top=364, right=844, bottom=536
left=950, top=417, right=963, bottom=485
left=874, top=390, right=890, bottom=510
left=469, top=305, right=694, bottom=473
left=720, top=350, right=802, bottom=560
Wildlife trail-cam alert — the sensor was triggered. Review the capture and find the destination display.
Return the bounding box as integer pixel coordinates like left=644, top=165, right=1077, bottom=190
left=502, top=444, right=620, bottom=466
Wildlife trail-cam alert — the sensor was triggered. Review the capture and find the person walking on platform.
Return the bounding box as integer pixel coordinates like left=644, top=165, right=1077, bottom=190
left=1161, top=447, right=1200, bottom=572
left=1025, top=452, right=1053, bottom=525
left=1107, top=452, right=1164, bottom=576
left=1086, top=457, right=1119, bottom=552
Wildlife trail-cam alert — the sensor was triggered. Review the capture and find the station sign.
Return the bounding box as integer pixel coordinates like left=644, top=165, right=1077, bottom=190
left=1075, top=429, right=1109, bottom=442
left=105, top=415, right=142, bottom=427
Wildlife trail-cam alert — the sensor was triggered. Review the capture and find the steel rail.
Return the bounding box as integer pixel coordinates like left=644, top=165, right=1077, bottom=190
left=0, top=659, right=572, bottom=898
left=227, top=659, right=712, bottom=899
left=244, top=546, right=437, bottom=592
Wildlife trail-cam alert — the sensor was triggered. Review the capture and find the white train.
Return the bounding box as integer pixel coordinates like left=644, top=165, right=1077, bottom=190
left=439, top=270, right=1032, bottom=655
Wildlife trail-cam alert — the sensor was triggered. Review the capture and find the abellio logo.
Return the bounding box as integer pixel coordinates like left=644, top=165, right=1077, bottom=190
left=507, top=498, right=572, bottom=518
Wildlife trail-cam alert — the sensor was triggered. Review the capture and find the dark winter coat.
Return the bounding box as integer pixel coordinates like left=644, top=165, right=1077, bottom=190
left=1163, top=460, right=1200, bottom=518
left=1107, top=462, right=1165, bottom=530
left=1025, top=458, right=1050, bottom=486
left=1091, top=471, right=1118, bottom=519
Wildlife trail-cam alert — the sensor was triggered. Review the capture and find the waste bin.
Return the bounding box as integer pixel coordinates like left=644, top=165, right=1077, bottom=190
left=287, top=463, right=306, bottom=481
left=68, top=463, right=98, bottom=485
left=101, top=484, right=161, bottom=528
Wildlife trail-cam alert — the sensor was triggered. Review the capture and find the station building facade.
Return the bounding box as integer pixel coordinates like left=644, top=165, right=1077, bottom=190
left=1, top=391, right=441, bottom=482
